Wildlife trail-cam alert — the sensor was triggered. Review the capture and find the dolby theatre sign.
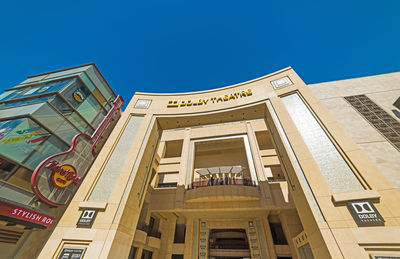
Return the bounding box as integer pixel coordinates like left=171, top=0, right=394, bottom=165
left=31, top=96, right=123, bottom=206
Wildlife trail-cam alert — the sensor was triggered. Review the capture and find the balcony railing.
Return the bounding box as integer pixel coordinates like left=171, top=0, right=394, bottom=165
left=136, top=222, right=162, bottom=239
left=187, top=177, right=257, bottom=190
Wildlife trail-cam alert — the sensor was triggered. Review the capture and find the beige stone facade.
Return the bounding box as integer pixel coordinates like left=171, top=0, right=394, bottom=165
left=38, top=68, right=400, bottom=258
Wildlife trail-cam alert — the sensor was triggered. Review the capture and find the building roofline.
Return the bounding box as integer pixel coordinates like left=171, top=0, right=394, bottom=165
left=24, top=63, right=118, bottom=98
left=27, top=63, right=96, bottom=78
left=134, top=66, right=293, bottom=96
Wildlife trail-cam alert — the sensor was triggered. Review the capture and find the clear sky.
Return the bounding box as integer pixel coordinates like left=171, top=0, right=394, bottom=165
left=0, top=0, right=399, bottom=102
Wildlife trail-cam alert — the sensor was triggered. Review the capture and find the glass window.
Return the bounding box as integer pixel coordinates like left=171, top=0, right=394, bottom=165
left=0, top=103, right=42, bottom=119
left=24, top=135, right=68, bottom=169
left=0, top=118, right=50, bottom=164
left=0, top=89, right=24, bottom=102
left=0, top=96, right=52, bottom=110
left=61, top=79, right=91, bottom=108
left=16, top=79, right=72, bottom=99
left=76, top=95, right=103, bottom=125
left=50, top=95, right=91, bottom=133
left=31, top=103, right=79, bottom=143
left=0, top=158, right=18, bottom=180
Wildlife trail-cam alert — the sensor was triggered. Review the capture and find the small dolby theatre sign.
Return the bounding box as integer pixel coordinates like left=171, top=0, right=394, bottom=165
left=77, top=209, right=98, bottom=227
left=347, top=200, right=384, bottom=227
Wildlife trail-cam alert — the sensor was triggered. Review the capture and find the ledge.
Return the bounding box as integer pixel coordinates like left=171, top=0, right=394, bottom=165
left=78, top=201, right=108, bottom=211
left=185, top=185, right=260, bottom=203
left=332, top=190, right=381, bottom=203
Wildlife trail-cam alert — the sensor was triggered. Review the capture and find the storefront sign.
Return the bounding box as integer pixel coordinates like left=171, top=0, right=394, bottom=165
left=58, top=247, right=86, bottom=259
left=77, top=209, right=98, bottom=227
left=47, top=161, right=82, bottom=188
left=347, top=200, right=384, bottom=227
left=73, top=90, right=85, bottom=103
left=167, top=89, right=252, bottom=108
left=0, top=200, right=55, bottom=228
left=31, top=95, right=124, bottom=207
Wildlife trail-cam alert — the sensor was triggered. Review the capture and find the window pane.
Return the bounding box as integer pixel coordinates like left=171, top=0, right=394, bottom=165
left=50, top=95, right=90, bottom=132
left=0, top=90, right=24, bottom=102
left=15, top=79, right=72, bottom=99
left=0, top=118, right=50, bottom=163
left=61, top=79, right=91, bottom=108
left=76, top=95, right=102, bottom=125
left=32, top=103, right=79, bottom=143
left=0, top=96, right=52, bottom=110
left=24, top=135, right=68, bottom=169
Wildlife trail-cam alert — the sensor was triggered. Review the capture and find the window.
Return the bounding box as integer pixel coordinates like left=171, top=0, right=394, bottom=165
left=345, top=94, right=400, bottom=151
left=0, top=118, right=50, bottom=164
left=174, top=224, right=186, bottom=243
left=157, top=172, right=178, bottom=188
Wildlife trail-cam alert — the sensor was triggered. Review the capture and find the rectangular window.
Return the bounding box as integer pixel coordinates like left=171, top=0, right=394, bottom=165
left=281, top=93, right=364, bottom=193
left=157, top=172, right=178, bottom=188
left=345, top=94, right=400, bottom=151
left=32, top=103, right=79, bottom=143
left=269, top=222, right=288, bottom=245
left=174, top=224, right=186, bottom=243
left=298, top=243, right=314, bottom=259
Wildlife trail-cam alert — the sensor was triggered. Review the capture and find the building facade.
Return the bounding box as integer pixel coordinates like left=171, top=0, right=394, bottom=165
left=0, top=64, right=122, bottom=258
left=39, top=67, right=400, bottom=259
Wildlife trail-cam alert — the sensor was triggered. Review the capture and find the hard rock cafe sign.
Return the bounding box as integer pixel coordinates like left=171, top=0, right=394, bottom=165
left=31, top=95, right=123, bottom=207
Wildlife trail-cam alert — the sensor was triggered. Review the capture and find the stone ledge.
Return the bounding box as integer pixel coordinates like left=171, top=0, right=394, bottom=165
left=332, top=190, right=380, bottom=203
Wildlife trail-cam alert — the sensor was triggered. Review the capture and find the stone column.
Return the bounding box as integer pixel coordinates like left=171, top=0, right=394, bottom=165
left=178, top=128, right=191, bottom=186
left=158, top=215, right=177, bottom=258
left=183, top=218, right=194, bottom=259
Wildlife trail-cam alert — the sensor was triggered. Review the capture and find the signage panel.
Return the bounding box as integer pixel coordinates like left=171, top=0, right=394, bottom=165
left=0, top=200, right=55, bottom=228
left=31, top=96, right=123, bottom=207
left=77, top=209, right=98, bottom=227
left=346, top=200, right=384, bottom=227
left=58, top=247, right=86, bottom=259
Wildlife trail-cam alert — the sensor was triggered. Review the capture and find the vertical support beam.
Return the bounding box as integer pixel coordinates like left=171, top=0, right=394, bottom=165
left=246, top=122, right=267, bottom=182
left=158, top=216, right=177, bottom=258
left=179, top=128, right=191, bottom=186
left=157, top=141, right=166, bottom=159
left=136, top=246, right=143, bottom=259
left=246, top=122, right=273, bottom=203
left=184, top=218, right=194, bottom=259
left=280, top=211, right=303, bottom=259
left=262, top=216, right=277, bottom=259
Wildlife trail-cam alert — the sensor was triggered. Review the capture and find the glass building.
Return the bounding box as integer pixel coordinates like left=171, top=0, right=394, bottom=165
left=0, top=64, right=121, bottom=258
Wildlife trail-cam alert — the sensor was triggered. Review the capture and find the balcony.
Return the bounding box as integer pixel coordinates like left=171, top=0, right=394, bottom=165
left=136, top=222, right=162, bottom=239
left=185, top=166, right=259, bottom=203
left=134, top=222, right=162, bottom=249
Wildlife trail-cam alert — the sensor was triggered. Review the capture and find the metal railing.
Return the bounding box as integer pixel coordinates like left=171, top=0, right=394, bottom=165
left=187, top=177, right=257, bottom=190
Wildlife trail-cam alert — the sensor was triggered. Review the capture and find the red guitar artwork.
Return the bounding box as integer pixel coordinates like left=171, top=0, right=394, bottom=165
left=31, top=95, right=123, bottom=207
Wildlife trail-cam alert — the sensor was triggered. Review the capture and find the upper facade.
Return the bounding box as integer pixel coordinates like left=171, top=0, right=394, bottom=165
left=38, top=67, right=400, bottom=259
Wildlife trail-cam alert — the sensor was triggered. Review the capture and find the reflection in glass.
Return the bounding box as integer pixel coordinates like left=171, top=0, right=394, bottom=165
left=24, top=135, right=68, bottom=170
left=281, top=93, right=364, bottom=193
left=0, top=118, right=49, bottom=163
left=32, top=103, right=79, bottom=143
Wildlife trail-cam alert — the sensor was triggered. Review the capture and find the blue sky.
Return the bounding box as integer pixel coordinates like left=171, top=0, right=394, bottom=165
left=0, top=0, right=399, bottom=102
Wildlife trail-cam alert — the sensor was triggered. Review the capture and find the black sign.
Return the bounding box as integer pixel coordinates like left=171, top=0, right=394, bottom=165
left=58, top=247, right=86, bottom=259
left=77, top=209, right=98, bottom=227
left=347, top=200, right=384, bottom=227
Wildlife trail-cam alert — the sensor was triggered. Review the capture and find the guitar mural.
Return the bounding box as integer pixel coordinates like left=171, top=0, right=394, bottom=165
left=31, top=95, right=123, bottom=207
